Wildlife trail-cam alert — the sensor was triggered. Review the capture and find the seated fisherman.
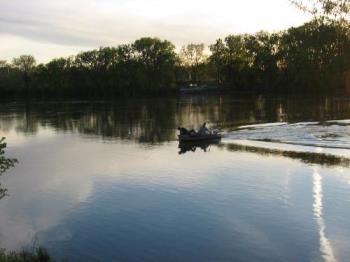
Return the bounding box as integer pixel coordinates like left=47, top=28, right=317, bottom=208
left=198, top=122, right=210, bottom=135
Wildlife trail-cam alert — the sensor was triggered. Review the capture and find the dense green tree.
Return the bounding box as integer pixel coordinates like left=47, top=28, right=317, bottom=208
left=209, top=39, right=226, bottom=84
left=1, top=26, right=350, bottom=96
left=132, top=37, right=177, bottom=90
left=0, top=60, right=23, bottom=92
left=245, top=32, right=280, bottom=85
left=12, top=55, right=36, bottom=73
left=209, top=34, right=262, bottom=89
left=208, top=19, right=350, bottom=92
left=12, top=55, right=36, bottom=90
left=278, top=19, right=350, bottom=90
left=179, top=43, right=207, bottom=82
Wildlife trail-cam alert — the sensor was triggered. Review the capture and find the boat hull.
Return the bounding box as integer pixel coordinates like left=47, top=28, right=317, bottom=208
left=178, top=134, right=222, bottom=142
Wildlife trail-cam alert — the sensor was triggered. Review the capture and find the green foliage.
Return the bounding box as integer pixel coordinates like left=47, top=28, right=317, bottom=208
left=1, top=24, right=350, bottom=96
left=209, top=19, right=350, bottom=92
left=209, top=32, right=280, bottom=90
left=179, top=43, right=207, bottom=82
left=0, top=62, right=25, bottom=92
left=0, top=137, right=17, bottom=176
left=11, top=55, right=37, bottom=90
left=0, top=137, right=17, bottom=200
left=7, top=37, right=177, bottom=96
left=290, top=0, right=350, bottom=20
left=0, top=247, right=53, bottom=262
left=132, top=37, right=177, bottom=90
left=12, top=55, right=36, bottom=73
left=278, top=19, right=350, bottom=90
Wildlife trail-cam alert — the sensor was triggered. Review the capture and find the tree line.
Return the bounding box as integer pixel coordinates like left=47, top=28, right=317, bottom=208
left=1, top=8, right=350, bottom=97
left=210, top=18, right=350, bottom=93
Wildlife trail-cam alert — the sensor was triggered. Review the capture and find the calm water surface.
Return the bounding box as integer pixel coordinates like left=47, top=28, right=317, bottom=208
left=1, top=95, right=350, bottom=261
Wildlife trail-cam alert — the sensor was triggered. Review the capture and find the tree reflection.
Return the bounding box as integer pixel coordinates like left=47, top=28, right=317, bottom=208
left=0, top=95, right=349, bottom=143
left=0, top=138, right=17, bottom=200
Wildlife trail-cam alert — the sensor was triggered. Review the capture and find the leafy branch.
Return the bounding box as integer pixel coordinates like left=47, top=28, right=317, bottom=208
left=290, top=0, right=350, bottom=20
left=0, top=137, right=18, bottom=200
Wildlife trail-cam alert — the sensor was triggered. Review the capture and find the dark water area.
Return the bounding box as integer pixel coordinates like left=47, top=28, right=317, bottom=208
left=0, top=94, right=350, bottom=261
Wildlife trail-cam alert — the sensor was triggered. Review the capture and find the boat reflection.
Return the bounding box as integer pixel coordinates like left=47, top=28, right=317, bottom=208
left=178, top=140, right=221, bottom=154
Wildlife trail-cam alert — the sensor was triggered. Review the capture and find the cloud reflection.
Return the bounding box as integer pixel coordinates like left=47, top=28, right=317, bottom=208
left=0, top=123, right=349, bottom=260
left=0, top=135, right=220, bottom=250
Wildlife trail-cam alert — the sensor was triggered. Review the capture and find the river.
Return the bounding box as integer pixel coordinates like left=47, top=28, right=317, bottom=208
left=0, top=94, right=350, bottom=261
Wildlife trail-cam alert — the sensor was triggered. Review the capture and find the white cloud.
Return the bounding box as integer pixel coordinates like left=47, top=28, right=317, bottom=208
left=0, top=0, right=311, bottom=62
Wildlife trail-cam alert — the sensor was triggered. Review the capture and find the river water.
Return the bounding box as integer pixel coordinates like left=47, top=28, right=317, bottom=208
left=0, top=95, right=350, bottom=261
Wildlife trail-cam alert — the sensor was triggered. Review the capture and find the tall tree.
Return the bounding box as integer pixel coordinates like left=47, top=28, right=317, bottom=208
left=132, top=37, right=177, bottom=89
left=0, top=60, right=7, bottom=68
left=12, top=55, right=36, bottom=73
left=290, top=0, right=350, bottom=19
left=12, top=55, right=36, bottom=89
left=209, top=39, right=226, bottom=84
left=0, top=60, right=10, bottom=76
left=179, top=43, right=206, bottom=82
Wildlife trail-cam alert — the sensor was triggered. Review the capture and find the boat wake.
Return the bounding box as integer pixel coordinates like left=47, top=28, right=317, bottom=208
left=226, top=120, right=350, bottom=149
left=223, top=120, right=350, bottom=163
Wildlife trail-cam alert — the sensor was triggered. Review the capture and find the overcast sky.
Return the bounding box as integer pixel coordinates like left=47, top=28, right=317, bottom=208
left=0, top=0, right=311, bottom=63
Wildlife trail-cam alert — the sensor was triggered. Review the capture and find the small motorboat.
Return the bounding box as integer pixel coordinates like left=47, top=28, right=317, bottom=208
left=178, top=132, right=222, bottom=142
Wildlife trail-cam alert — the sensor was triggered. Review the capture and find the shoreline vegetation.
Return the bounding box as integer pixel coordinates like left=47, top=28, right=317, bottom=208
left=0, top=137, right=17, bottom=200
left=1, top=18, right=350, bottom=98
left=0, top=247, right=54, bottom=262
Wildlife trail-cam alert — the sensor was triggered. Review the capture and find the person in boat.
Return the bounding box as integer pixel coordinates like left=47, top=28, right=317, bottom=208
left=178, top=127, right=196, bottom=136
left=198, top=122, right=210, bottom=135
